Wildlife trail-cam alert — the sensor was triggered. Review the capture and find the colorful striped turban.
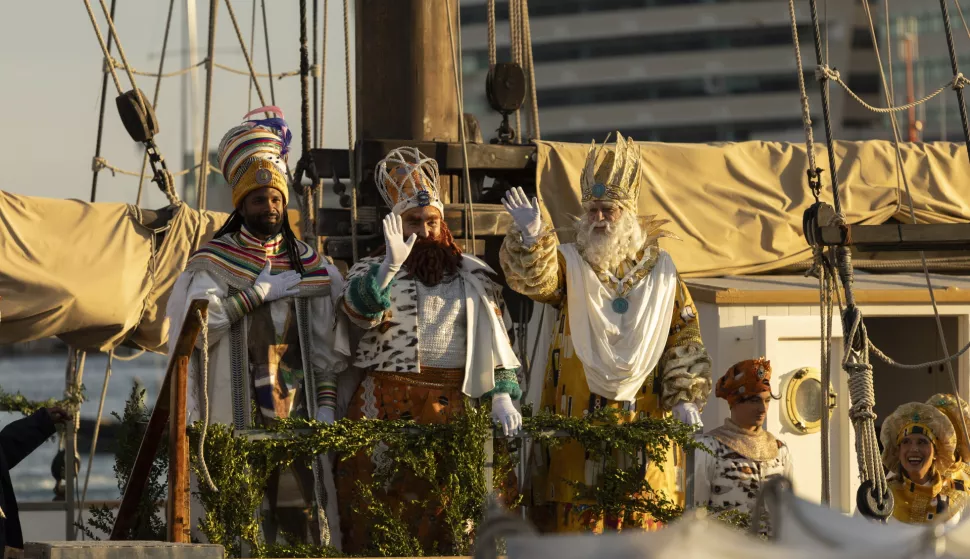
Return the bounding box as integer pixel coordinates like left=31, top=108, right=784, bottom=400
left=217, top=106, right=292, bottom=208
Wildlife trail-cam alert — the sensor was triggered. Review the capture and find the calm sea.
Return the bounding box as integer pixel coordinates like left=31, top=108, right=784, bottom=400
left=0, top=351, right=167, bottom=502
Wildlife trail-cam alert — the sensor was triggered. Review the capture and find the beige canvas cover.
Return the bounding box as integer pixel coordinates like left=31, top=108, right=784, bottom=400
left=535, top=140, right=970, bottom=277
left=0, top=191, right=226, bottom=352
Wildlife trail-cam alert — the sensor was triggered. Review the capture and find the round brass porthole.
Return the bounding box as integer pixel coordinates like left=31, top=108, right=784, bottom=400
left=784, top=367, right=837, bottom=434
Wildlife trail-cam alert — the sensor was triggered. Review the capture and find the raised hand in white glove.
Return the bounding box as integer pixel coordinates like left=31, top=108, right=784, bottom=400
left=491, top=392, right=522, bottom=437
left=252, top=260, right=301, bottom=303
left=315, top=407, right=336, bottom=425
left=501, top=187, right=542, bottom=244
left=672, top=401, right=703, bottom=429
left=377, top=213, right=417, bottom=289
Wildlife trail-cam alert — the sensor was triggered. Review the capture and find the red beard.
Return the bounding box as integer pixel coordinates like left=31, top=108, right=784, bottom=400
left=403, top=223, right=463, bottom=286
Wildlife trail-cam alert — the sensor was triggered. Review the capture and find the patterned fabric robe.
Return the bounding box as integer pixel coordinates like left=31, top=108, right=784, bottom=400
left=166, top=226, right=349, bottom=546
left=335, top=254, right=521, bottom=554
left=693, top=431, right=792, bottom=527
left=887, top=465, right=970, bottom=525
left=500, top=226, right=712, bottom=532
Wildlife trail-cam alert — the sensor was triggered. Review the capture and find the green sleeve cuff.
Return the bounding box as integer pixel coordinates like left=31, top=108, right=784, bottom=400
left=346, top=263, right=393, bottom=319
left=483, top=368, right=523, bottom=401
left=224, top=286, right=263, bottom=323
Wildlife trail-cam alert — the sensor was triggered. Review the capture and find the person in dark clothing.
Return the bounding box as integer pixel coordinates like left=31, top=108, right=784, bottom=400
left=0, top=407, right=70, bottom=554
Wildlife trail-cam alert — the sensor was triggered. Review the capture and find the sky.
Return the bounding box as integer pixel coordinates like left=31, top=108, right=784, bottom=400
left=0, top=1, right=355, bottom=209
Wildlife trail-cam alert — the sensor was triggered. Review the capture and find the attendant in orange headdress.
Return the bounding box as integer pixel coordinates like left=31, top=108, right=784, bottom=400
left=694, top=358, right=792, bottom=529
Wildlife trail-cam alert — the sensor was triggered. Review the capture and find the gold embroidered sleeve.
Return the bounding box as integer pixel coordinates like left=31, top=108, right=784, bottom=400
left=658, top=277, right=713, bottom=410
left=499, top=224, right=564, bottom=306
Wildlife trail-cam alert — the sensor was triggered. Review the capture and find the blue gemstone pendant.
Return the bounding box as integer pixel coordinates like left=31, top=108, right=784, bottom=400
left=612, top=297, right=630, bottom=314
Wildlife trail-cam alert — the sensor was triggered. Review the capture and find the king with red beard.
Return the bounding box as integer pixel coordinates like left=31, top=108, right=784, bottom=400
left=335, top=147, right=522, bottom=554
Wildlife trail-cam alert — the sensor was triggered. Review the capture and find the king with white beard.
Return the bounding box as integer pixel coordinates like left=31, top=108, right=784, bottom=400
left=499, top=132, right=713, bottom=532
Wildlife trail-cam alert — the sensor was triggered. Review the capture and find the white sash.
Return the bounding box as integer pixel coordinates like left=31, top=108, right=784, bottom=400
left=559, top=244, right=678, bottom=403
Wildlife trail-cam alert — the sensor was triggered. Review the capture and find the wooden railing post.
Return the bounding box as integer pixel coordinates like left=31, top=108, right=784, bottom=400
left=110, top=299, right=207, bottom=541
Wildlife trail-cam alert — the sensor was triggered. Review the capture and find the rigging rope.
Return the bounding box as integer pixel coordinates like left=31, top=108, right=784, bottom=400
left=487, top=0, right=497, bottom=67
left=93, top=157, right=220, bottom=179
left=816, top=65, right=968, bottom=114
left=197, top=309, right=218, bottom=492
left=792, top=0, right=890, bottom=518
left=521, top=0, right=540, bottom=140
left=446, top=0, right=477, bottom=251
left=82, top=0, right=123, bottom=96
left=299, top=0, right=317, bottom=244
left=316, top=0, right=330, bottom=250
left=248, top=0, right=257, bottom=110
left=857, top=0, right=970, bottom=461
left=318, top=0, right=329, bottom=149
left=261, top=0, right=278, bottom=106
left=102, top=56, right=304, bottom=80
left=313, top=0, right=320, bottom=149
left=136, top=0, right=177, bottom=207
left=224, top=0, right=268, bottom=109
left=77, top=351, right=113, bottom=530
left=197, top=0, right=220, bottom=211
left=509, top=0, right=523, bottom=143
left=343, top=0, right=358, bottom=262
left=95, top=0, right=147, bottom=116
left=87, top=0, right=119, bottom=205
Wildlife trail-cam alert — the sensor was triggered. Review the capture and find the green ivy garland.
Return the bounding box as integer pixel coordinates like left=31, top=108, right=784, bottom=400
left=188, top=406, right=704, bottom=557
left=0, top=385, right=84, bottom=416
left=77, top=384, right=168, bottom=541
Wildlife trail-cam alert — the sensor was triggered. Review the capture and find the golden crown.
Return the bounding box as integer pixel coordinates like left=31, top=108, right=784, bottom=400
left=580, top=132, right=642, bottom=211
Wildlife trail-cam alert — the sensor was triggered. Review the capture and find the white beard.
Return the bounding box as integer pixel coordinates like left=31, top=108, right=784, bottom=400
left=575, top=210, right=646, bottom=272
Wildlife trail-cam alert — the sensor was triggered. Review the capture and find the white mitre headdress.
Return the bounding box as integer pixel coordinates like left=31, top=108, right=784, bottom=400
left=374, top=147, right=444, bottom=216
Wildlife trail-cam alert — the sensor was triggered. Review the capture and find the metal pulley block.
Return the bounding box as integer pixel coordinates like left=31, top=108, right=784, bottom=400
left=486, top=62, right=526, bottom=114
left=116, top=88, right=159, bottom=143
left=856, top=480, right=893, bottom=521
left=487, top=63, right=526, bottom=144
left=803, top=201, right=835, bottom=248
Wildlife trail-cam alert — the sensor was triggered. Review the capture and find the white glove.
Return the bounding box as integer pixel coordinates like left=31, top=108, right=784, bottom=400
left=377, top=213, right=417, bottom=289
left=252, top=260, right=301, bottom=303
left=501, top=187, right=542, bottom=244
left=491, top=392, right=522, bottom=437
left=672, top=401, right=703, bottom=429
left=315, top=407, right=336, bottom=425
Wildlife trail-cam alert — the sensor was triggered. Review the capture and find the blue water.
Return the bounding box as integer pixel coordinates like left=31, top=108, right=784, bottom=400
left=0, top=351, right=167, bottom=502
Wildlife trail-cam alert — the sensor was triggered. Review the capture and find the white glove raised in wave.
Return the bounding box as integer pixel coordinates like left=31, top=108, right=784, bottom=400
left=377, top=213, right=417, bottom=289
left=502, top=186, right=542, bottom=245
left=315, top=407, right=336, bottom=425
left=491, top=392, right=522, bottom=437
left=252, top=260, right=301, bottom=303
left=672, top=401, right=703, bottom=429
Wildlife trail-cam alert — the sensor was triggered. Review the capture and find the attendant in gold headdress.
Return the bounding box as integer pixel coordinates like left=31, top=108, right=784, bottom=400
left=927, top=393, right=970, bottom=475
left=881, top=402, right=970, bottom=524
left=500, top=133, right=713, bottom=532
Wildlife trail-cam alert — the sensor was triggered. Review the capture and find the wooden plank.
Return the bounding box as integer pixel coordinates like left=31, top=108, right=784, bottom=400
left=167, top=354, right=191, bottom=543
left=317, top=204, right=512, bottom=238
left=110, top=299, right=208, bottom=541
left=310, top=141, right=537, bottom=177
left=819, top=223, right=970, bottom=252
left=687, top=286, right=970, bottom=305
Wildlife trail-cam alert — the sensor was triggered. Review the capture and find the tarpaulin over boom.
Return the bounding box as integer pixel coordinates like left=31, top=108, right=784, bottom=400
left=535, top=140, right=970, bottom=277
left=0, top=191, right=226, bottom=353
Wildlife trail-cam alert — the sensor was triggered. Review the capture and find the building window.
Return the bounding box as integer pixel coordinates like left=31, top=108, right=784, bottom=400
left=464, top=24, right=816, bottom=70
